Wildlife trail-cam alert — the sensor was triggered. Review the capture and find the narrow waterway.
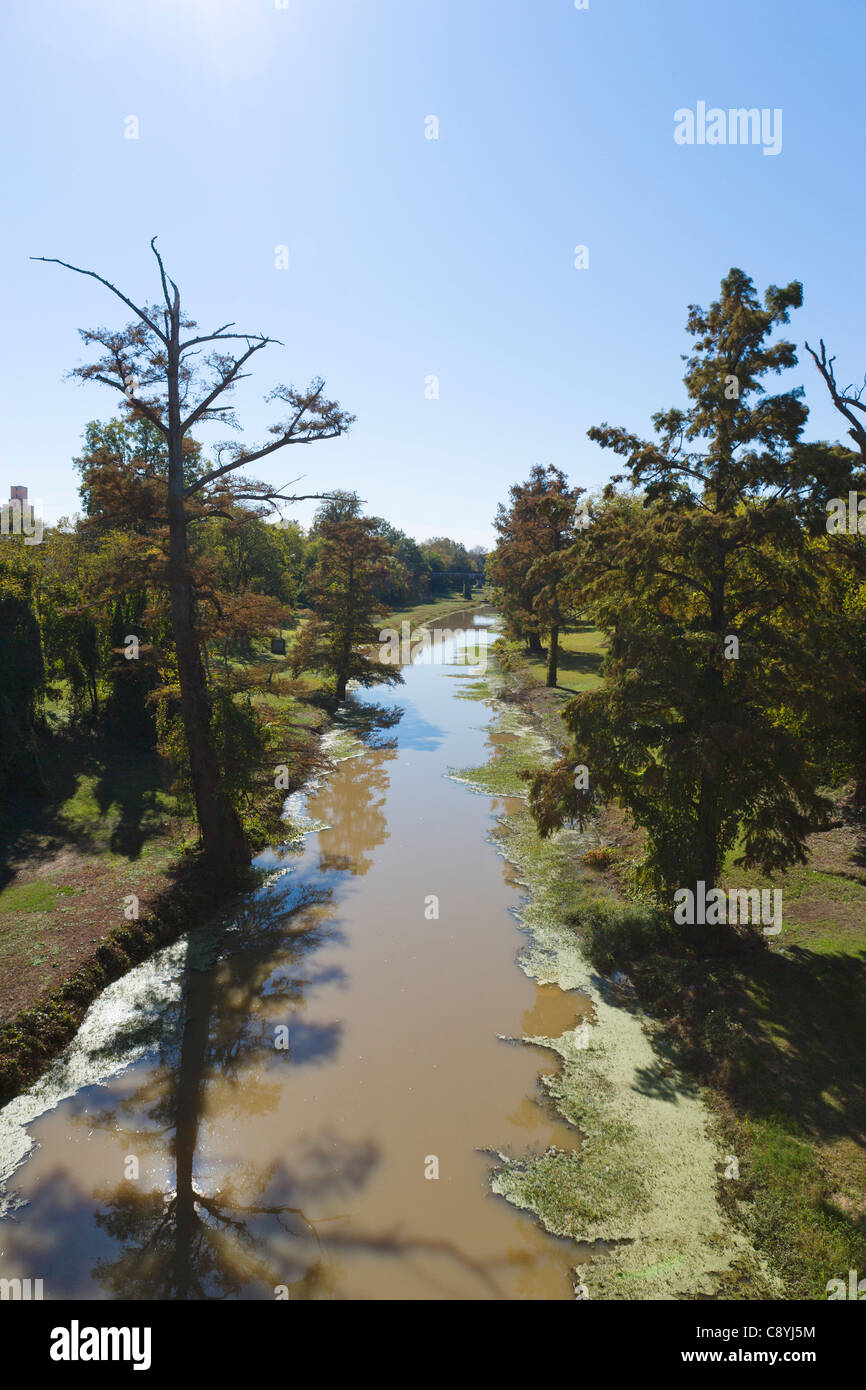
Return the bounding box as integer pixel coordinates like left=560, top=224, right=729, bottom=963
left=0, top=608, right=586, bottom=1300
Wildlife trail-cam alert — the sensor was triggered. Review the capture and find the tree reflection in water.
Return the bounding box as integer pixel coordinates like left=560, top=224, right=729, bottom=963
left=29, top=695, right=525, bottom=1298
left=85, top=875, right=370, bottom=1299
left=81, top=703, right=402, bottom=1299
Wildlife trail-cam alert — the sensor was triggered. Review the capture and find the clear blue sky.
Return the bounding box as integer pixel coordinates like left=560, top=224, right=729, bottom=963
left=2, top=0, right=863, bottom=546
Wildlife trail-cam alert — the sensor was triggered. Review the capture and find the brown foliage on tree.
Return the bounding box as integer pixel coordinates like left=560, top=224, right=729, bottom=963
left=36, top=240, right=354, bottom=882
left=488, top=465, right=584, bottom=685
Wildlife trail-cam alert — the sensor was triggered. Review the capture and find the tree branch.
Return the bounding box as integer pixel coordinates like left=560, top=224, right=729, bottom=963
left=180, top=340, right=270, bottom=434
left=150, top=236, right=180, bottom=314
left=31, top=255, right=167, bottom=343
left=88, top=373, right=169, bottom=437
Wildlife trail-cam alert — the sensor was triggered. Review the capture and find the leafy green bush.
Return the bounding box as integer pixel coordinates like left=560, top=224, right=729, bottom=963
left=576, top=898, right=671, bottom=973
left=157, top=689, right=265, bottom=811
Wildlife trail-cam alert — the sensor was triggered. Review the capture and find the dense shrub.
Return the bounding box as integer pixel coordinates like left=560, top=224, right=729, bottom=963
left=576, top=898, right=672, bottom=973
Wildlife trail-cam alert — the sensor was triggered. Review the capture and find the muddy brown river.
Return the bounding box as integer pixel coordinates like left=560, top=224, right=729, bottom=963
left=0, top=608, right=585, bottom=1299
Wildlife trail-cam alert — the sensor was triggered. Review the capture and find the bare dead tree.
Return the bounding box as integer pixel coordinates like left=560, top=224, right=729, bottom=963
left=805, top=338, right=866, bottom=462
left=34, top=239, right=355, bottom=881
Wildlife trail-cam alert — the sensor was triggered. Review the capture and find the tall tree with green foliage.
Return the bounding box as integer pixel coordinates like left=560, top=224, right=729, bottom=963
left=0, top=555, right=46, bottom=796
left=292, top=511, right=404, bottom=702
left=529, top=269, right=852, bottom=909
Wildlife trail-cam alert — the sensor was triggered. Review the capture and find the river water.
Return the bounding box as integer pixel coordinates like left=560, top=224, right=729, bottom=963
left=0, top=608, right=584, bottom=1300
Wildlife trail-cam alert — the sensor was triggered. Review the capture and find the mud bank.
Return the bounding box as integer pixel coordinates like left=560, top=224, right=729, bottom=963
left=458, top=685, right=777, bottom=1299
left=0, top=726, right=363, bottom=1207
left=0, top=712, right=342, bottom=1108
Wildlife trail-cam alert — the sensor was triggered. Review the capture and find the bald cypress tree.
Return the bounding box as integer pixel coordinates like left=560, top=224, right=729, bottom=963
left=489, top=465, right=583, bottom=681
left=292, top=514, right=404, bottom=703
left=530, top=269, right=850, bottom=909
left=36, top=241, right=353, bottom=883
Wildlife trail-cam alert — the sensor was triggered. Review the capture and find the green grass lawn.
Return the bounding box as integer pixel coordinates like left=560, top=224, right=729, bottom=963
left=383, top=586, right=492, bottom=628
left=0, top=881, right=75, bottom=914
left=690, top=831, right=866, bottom=1296
left=519, top=623, right=607, bottom=694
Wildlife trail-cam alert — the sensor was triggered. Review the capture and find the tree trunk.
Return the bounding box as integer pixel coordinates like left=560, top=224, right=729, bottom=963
left=336, top=673, right=348, bottom=701
left=694, top=510, right=728, bottom=923
left=168, top=569, right=248, bottom=881
left=546, top=624, right=559, bottom=687
left=166, top=296, right=249, bottom=884
left=172, top=961, right=213, bottom=1299
left=528, top=630, right=544, bottom=656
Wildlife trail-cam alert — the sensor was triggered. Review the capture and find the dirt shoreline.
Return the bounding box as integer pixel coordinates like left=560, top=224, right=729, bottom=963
left=0, top=724, right=330, bottom=1106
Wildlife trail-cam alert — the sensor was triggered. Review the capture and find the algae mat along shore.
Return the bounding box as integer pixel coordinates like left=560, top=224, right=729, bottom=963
left=455, top=696, right=775, bottom=1300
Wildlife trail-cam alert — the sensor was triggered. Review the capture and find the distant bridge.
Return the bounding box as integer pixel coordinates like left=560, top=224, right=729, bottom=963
left=430, top=570, right=486, bottom=599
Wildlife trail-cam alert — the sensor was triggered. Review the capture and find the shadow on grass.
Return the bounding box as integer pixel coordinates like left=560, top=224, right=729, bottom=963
left=0, top=735, right=174, bottom=889
left=848, top=822, right=866, bottom=873
left=552, top=645, right=606, bottom=682
left=727, top=944, right=866, bottom=1147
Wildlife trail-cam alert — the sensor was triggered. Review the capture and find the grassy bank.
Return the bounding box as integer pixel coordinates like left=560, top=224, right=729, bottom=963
left=463, top=633, right=866, bottom=1298
left=0, top=740, right=188, bottom=1024
left=383, top=585, right=492, bottom=628
left=589, top=793, right=866, bottom=1298
left=496, top=622, right=607, bottom=696
left=456, top=658, right=767, bottom=1297
left=0, top=656, right=332, bottom=1101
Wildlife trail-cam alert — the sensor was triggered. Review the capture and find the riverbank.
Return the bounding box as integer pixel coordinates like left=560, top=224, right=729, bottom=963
left=0, top=604, right=587, bottom=1300
left=0, top=717, right=326, bottom=1104
left=382, top=587, right=492, bottom=628
left=456, top=667, right=768, bottom=1297
left=0, top=654, right=338, bottom=1101
left=471, top=636, right=866, bottom=1299
left=0, top=592, right=491, bottom=1107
